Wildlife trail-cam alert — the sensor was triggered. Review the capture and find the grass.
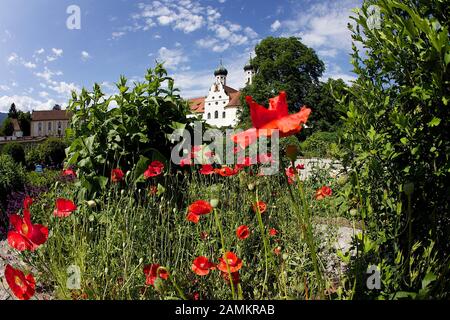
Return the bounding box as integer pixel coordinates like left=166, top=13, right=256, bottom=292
left=23, top=165, right=346, bottom=300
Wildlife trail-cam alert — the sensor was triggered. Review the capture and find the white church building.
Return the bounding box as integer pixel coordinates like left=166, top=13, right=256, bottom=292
left=189, top=59, right=255, bottom=128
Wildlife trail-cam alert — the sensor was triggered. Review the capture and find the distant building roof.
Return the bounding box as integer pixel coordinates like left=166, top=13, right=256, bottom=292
left=31, top=110, right=72, bottom=121
left=226, top=92, right=241, bottom=107
left=189, top=97, right=206, bottom=114
left=11, top=118, right=21, bottom=132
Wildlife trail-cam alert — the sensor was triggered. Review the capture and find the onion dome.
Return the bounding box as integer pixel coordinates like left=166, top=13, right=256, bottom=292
left=214, top=65, right=228, bottom=76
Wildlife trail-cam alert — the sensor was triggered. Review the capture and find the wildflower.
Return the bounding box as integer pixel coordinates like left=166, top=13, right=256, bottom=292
left=7, top=208, right=48, bottom=252
left=236, top=225, right=250, bottom=240
left=193, top=292, right=200, bottom=300
left=252, top=201, right=267, bottom=215
left=180, top=157, right=192, bottom=167
left=199, top=164, right=215, bottom=175
left=4, top=264, right=36, bottom=300
left=144, top=161, right=164, bottom=178
left=111, top=168, right=125, bottom=183
left=53, top=198, right=77, bottom=218
left=62, top=168, right=77, bottom=178
left=149, top=185, right=158, bottom=195
left=187, top=200, right=213, bottom=224
left=192, top=256, right=215, bottom=276
left=315, top=186, right=333, bottom=200
left=274, top=247, right=282, bottom=256
left=232, top=92, right=311, bottom=148
left=215, top=166, right=239, bottom=177
left=269, top=228, right=278, bottom=237
left=285, top=167, right=297, bottom=184
left=143, top=264, right=169, bottom=287
left=296, top=164, right=305, bottom=170
left=217, top=252, right=243, bottom=273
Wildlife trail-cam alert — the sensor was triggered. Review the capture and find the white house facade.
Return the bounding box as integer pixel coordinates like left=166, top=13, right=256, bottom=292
left=189, top=60, right=255, bottom=128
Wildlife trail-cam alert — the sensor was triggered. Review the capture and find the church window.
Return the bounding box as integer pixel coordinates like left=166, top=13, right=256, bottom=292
left=214, top=111, right=218, bottom=119
left=207, top=113, right=211, bottom=119
left=222, top=112, right=226, bottom=118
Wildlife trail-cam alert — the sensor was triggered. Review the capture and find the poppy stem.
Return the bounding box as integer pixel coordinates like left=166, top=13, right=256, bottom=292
left=254, top=190, right=271, bottom=299
left=213, top=208, right=236, bottom=300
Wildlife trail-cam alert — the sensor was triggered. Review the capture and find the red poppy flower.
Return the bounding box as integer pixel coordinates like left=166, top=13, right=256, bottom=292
left=188, top=200, right=213, bottom=216
left=53, top=198, right=77, bottom=218
left=193, top=292, right=200, bottom=300
left=143, top=264, right=169, bottom=286
left=285, top=167, right=297, bottom=184
left=4, top=264, right=36, bottom=300
left=111, top=168, right=125, bottom=183
left=274, top=247, right=282, bottom=256
left=23, top=196, right=33, bottom=210
left=7, top=210, right=48, bottom=252
left=187, top=200, right=213, bottom=224
left=257, top=153, right=273, bottom=165
left=192, top=256, right=215, bottom=276
left=269, top=228, right=278, bottom=237
left=236, top=225, right=250, bottom=240
left=217, top=252, right=243, bottom=273
left=62, top=168, right=77, bottom=178
left=232, top=92, right=311, bottom=148
left=199, top=164, right=215, bottom=175
left=180, top=157, right=192, bottom=167
left=144, top=161, right=165, bottom=178
left=252, top=201, right=267, bottom=215
left=296, top=164, right=305, bottom=170
left=237, top=156, right=254, bottom=167
left=221, top=271, right=240, bottom=285
left=215, top=166, right=240, bottom=177
left=204, top=151, right=215, bottom=158
left=315, top=186, right=333, bottom=200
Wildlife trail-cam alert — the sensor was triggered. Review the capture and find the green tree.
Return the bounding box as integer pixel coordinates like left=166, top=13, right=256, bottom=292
left=0, top=117, right=14, bottom=136
left=238, top=37, right=325, bottom=130
left=8, top=103, right=18, bottom=119
left=1, top=142, right=25, bottom=165
left=18, top=111, right=31, bottom=136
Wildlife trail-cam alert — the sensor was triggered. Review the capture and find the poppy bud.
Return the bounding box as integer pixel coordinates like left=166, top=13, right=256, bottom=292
left=285, top=145, right=299, bottom=162
left=210, top=199, right=219, bottom=208
left=139, top=258, right=144, bottom=264
left=247, top=183, right=255, bottom=191
left=87, top=200, right=97, bottom=208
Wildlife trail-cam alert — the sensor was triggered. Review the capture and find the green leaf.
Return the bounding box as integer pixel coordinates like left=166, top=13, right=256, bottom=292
left=428, top=117, right=441, bottom=127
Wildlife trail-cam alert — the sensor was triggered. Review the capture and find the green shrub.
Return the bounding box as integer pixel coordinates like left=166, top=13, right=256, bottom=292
left=300, top=131, right=339, bottom=158
left=337, top=0, right=449, bottom=298
left=0, top=154, right=25, bottom=212
left=65, top=63, right=191, bottom=199
left=40, top=138, right=67, bottom=167
left=25, top=146, right=44, bottom=169
left=26, top=170, right=60, bottom=188
left=2, top=142, right=26, bottom=165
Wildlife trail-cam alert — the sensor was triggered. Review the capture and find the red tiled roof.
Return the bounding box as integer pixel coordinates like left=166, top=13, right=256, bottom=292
left=189, top=97, right=206, bottom=113
left=227, top=91, right=241, bottom=107
left=224, top=85, right=238, bottom=95
left=31, top=110, right=72, bottom=121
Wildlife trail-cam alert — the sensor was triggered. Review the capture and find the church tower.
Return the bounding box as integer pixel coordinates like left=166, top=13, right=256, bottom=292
left=214, top=60, right=228, bottom=86
left=244, top=54, right=255, bottom=86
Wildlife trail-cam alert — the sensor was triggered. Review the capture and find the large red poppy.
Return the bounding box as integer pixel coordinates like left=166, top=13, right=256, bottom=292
left=53, top=198, right=77, bottom=218
left=111, top=168, right=125, bottom=183
left=232, top=92, right=311, bottom=148
left=7, top=210, right=48, bottom=252
left=217, top=252, right=243, bottom=273
left=236, top=225, right=250, bottom=240
left=144, top=161, right=165, bottom=178
left=315, top=186, right=333, bottom=200
left=4, top=264, right=36, bottom=300
left=192, top=256, right=215, bottom=276
left=143, top=264, right=169, bottom=286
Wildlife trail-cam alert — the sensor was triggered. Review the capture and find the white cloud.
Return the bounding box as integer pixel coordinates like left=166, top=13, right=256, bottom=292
left=7, top=53, right=18, bottom=63
left=111, top=31, right=126, bottom=40
left=271, top=20, right=281, bottom=32
left=39, top=91, right=49, bottom=98
left=81, top=51, right=91, bottom=61
left=157, top=47, right=188, bottom=70
left=46, top=48, right=64, bottom=62
left=35, top=67, right=63, bottom=82
left=7, top=52, right=37, bottom=69
left=48, top=81, right=80, bottom=96
left=0, top=95, right=63, bottom=113
left=23, top=61, right=37, bottom=69
left=0, top=85, right=10, bottom=91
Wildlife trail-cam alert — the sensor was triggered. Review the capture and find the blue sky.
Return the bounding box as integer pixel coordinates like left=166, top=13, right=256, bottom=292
left=0, top=0, right=362, bottom=113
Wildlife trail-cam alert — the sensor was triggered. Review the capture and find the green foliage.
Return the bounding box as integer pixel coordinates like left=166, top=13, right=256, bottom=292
left=238, top=37, right=324, bottom=129
left=1, top=142, right=26, bottom=165
left=26, top=170, right=61, bottom=188
left=65, top=63, right=191, bottom=199
left=300, top=131, right=340, bottom=158
left=17, top=111, right=31, bottom=137
left=0, top=154, right=25, bottom=211
left=338, top=0, right=450, bottom=297
left=24, top=138, right=67, bottom=169
left=0, top=117, right=14, bottom=136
